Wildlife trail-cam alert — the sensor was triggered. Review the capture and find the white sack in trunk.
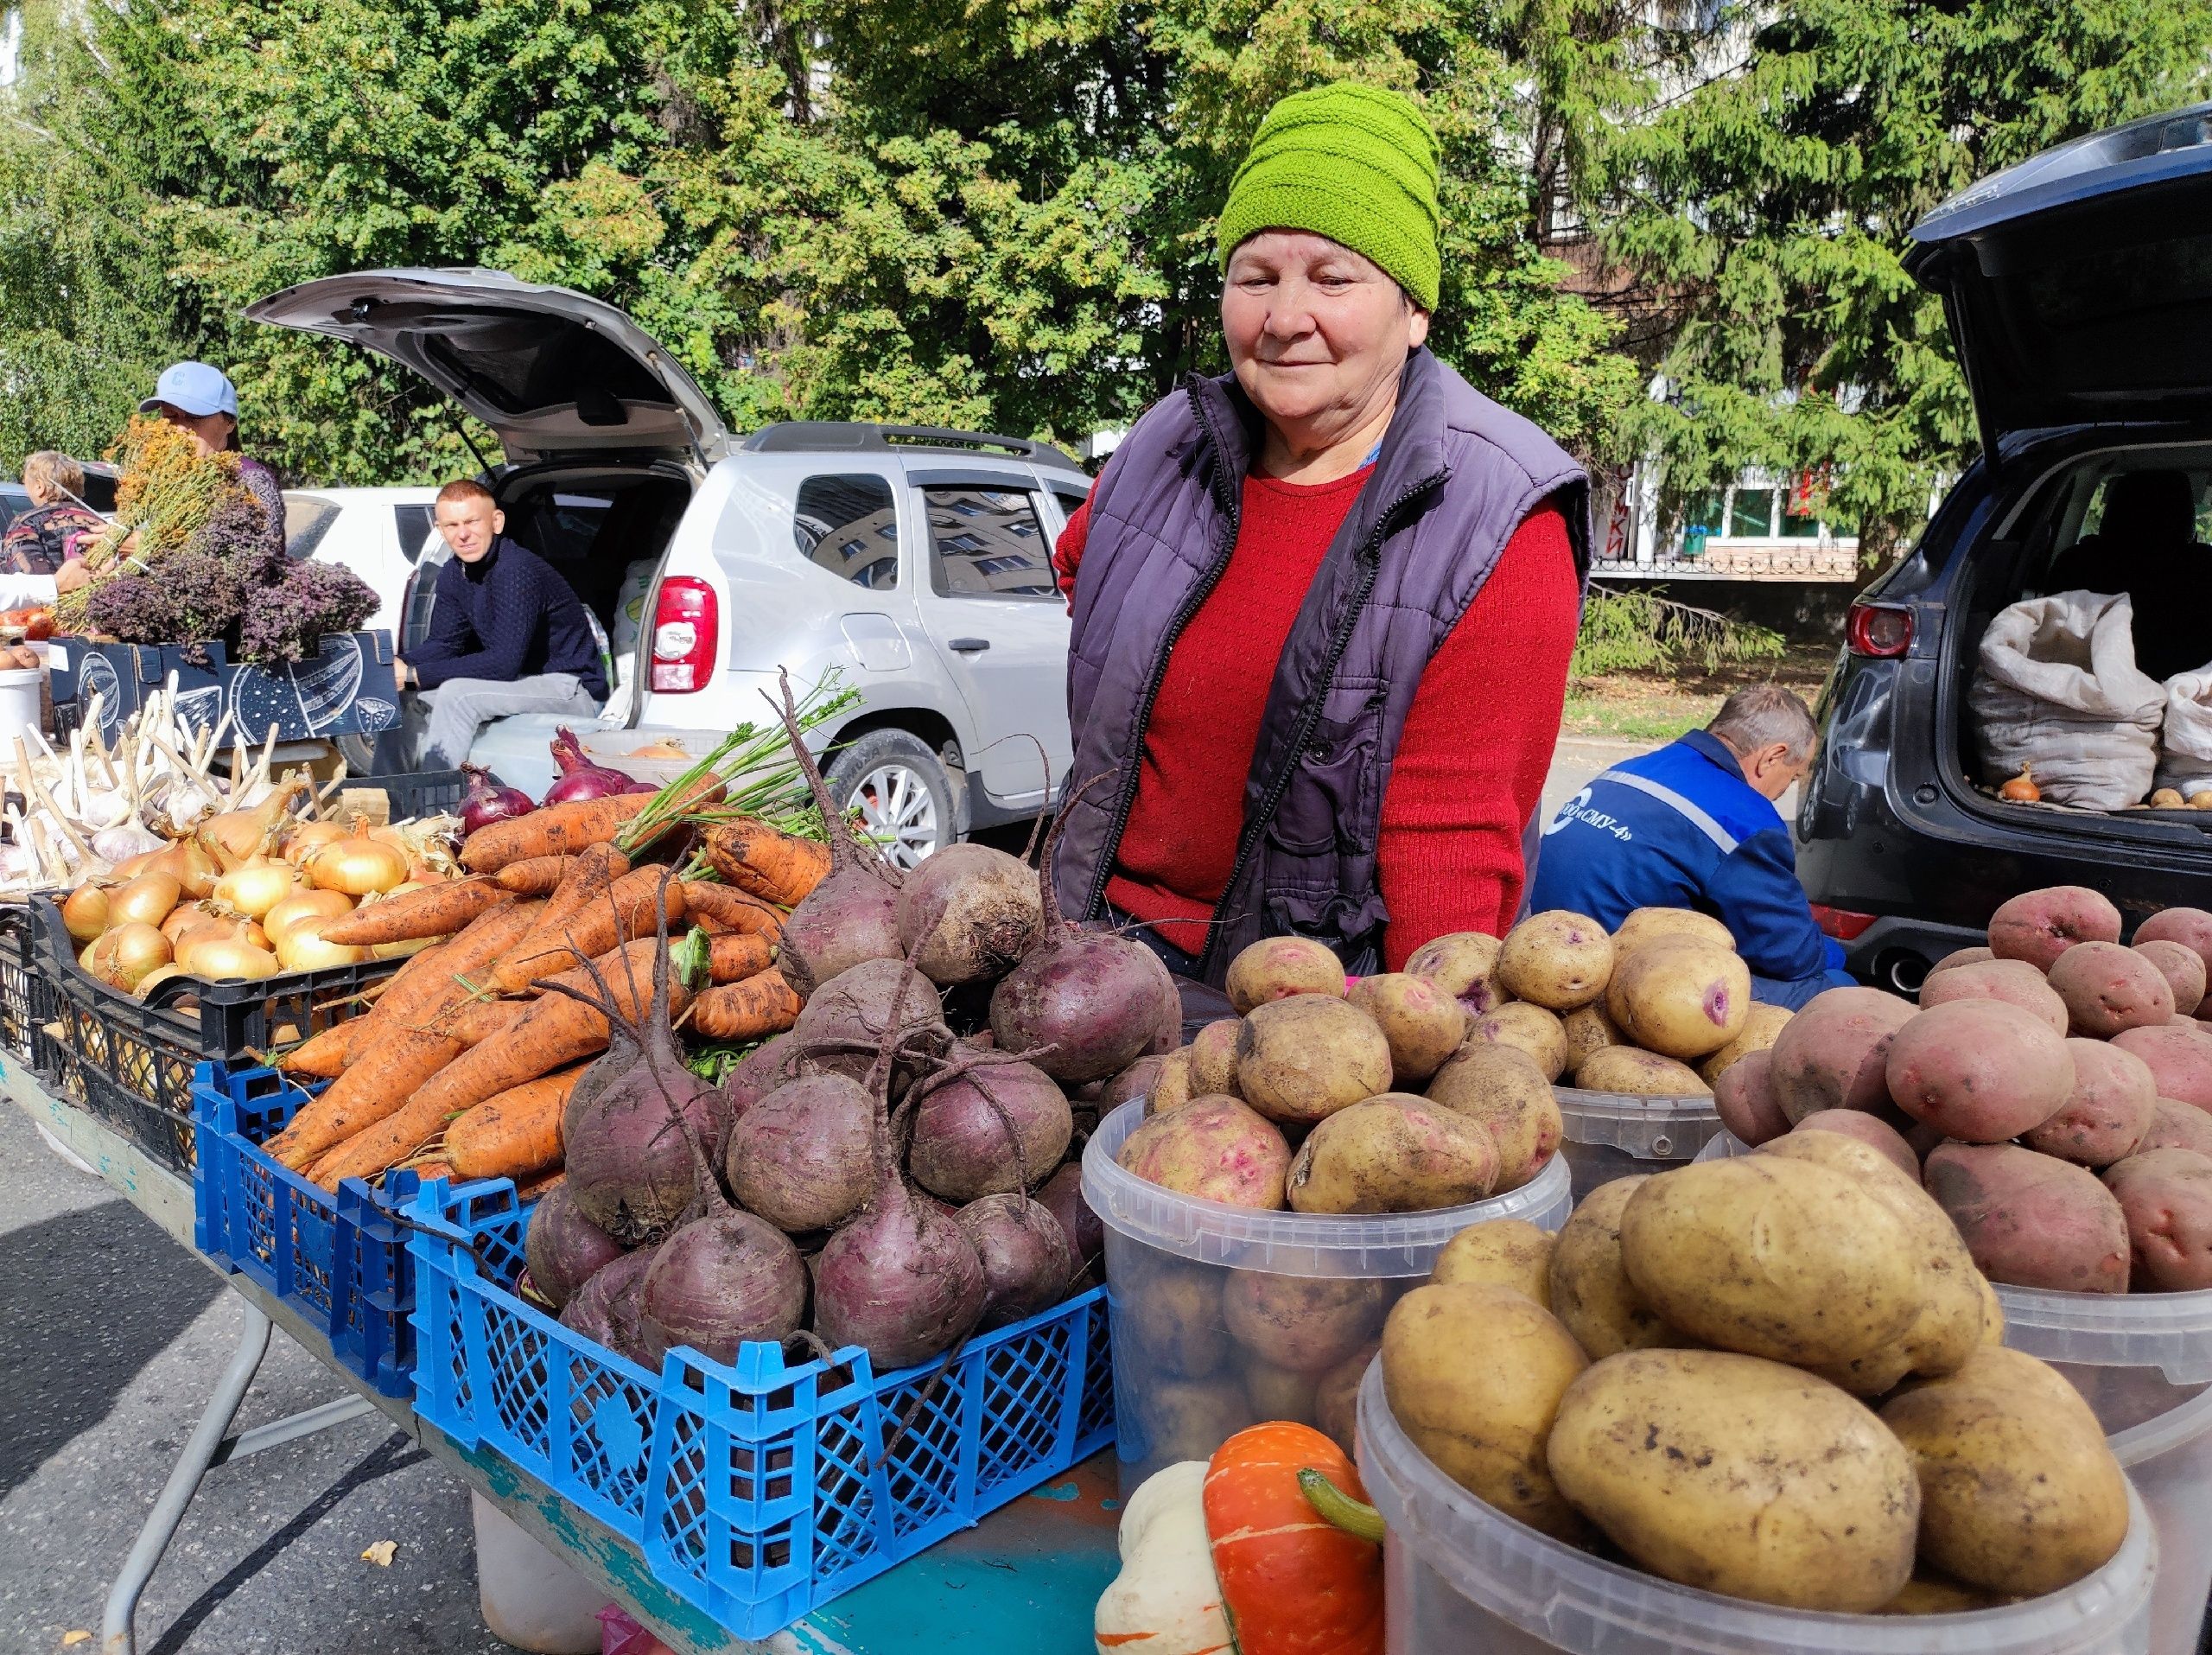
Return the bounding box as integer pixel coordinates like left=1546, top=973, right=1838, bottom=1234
left=1968, top=590, right=2164, bottom=810
left=2158, top=670, right=2212, bottom=796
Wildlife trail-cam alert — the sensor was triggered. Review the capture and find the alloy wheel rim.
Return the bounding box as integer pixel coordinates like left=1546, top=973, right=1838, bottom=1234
left=849, top=762, right=940, bottom=868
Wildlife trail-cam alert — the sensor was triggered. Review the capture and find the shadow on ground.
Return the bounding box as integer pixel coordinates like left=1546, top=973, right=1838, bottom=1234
left=0, top=1199, right=222, bottom=1496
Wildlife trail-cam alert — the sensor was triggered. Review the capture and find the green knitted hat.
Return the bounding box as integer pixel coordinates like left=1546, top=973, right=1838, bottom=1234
left=1217, top=81, right=1442, bottom=310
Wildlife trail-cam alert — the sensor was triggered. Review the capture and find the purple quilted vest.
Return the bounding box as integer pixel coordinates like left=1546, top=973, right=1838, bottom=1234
left=1057, top=347, right=1589, bottom=984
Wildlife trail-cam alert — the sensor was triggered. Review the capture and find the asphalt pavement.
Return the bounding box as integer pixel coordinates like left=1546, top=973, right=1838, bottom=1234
left=0, top=1100, right=524, bottom=1655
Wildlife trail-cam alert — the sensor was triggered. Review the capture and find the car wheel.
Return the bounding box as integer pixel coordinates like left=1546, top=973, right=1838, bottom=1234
left=334, top=732, right=378, bottom=775
left=825, top=729, right=957, bottom=870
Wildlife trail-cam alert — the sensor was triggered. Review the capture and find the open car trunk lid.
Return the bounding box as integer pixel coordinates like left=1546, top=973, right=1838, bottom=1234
left=1906, top=104, right=2212, bottom=461
left=243, top=269, right=730, bottom=465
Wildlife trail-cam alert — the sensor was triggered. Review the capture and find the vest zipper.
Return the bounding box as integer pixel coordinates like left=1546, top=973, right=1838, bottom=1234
left=1194, top=468, right=1442, bottom=979
left=1080, top=385, right=1246, bottom=923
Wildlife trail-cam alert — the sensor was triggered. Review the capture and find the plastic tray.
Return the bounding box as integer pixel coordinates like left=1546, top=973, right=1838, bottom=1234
left=1553, top=1084, right=1725, bottom=1191
left=407, top=1183, right=1116, bottom=1639
left=192, top=1061, right=522, bottom=1395
left=1083, top=1098, right=1573, bottom=1489
left=1357, top=1362, right=2158, bottom=1654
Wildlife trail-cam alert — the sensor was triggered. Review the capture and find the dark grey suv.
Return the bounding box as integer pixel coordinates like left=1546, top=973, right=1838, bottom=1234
left=1799, top=103, right=2212, bottom=994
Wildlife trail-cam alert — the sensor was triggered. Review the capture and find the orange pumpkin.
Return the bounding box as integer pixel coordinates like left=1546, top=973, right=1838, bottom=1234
left=1202, top=1423, right=1383, bottom=1655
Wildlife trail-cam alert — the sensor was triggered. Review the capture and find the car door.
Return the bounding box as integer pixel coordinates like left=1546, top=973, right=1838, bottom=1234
left=903, top=465, right=1072, bottom=809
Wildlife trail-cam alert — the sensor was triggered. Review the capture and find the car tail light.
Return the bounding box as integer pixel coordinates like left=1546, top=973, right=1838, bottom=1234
left=1810, top=903, right=1878, bottom=941
left=649, top=576, right=717, bottom=693
left=1846, top=602, right=1913, bottom=659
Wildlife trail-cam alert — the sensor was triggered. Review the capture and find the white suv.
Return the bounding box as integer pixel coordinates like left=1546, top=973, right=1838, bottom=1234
left=246, top=270, right=1086, bottom=856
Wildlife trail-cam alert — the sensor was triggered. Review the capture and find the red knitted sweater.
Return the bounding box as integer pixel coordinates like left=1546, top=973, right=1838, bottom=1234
left=1055, top=468, right=1578, bottom=968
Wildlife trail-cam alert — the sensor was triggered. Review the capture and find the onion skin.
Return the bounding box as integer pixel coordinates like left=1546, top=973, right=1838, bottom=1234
left=177, top=934, right=281, bottom=982
left=308, top=826, right=410, bottom=896
left=89, top=921, right=171, bottom=991
left=459, top=765, right=534, bottom=837
left=61, top=884, right=110, bottom=943
left=262, top=889, right=355, bottom=939
left=542, top=727, right=633, bottom=805
left=213, top=855, right=302, bottom=921
left=111, top=869, right=182, bottom=930
left=282, top=821, right=347, bottom=867
left=151, top=838, right=220, bottom=900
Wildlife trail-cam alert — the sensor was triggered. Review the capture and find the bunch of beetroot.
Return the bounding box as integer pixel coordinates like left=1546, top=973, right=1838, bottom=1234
left=520, top=679, right=1149, bottom=1377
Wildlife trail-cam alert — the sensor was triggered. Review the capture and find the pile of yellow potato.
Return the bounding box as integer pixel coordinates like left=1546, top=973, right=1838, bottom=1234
left=1422, top=907, right=1792, bottom=1097
left=60, top=794, right=456, bottom=997
left=1382, top=1136, right=2131, bottom=1613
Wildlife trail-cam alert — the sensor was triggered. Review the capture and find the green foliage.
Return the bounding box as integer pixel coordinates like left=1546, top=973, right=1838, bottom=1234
left=0, top=0, right=1639, bottom=480
left=1599, top=0, right=2212, bottom=551
left=1571, top=584, right=1785, bottom=679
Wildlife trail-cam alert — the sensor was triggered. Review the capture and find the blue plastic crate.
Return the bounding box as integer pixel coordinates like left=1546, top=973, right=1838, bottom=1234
left=192, top=1061, right=523, bottom=1395
left=408, top=1185, right=1116, bottom=1638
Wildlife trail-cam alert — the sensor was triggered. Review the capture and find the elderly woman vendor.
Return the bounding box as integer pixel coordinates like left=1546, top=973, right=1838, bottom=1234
left=1052, top=82, right=1589, bottom=985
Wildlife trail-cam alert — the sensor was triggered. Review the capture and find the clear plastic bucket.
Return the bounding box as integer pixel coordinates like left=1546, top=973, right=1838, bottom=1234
left=1699, top=1129, right=2210, bottom=1653
left=1999, top=1283, right=2212, bottom=1655
left=1357, top=1362, right=2158, bottom=1655
left=1555, top=1085, right=1726, bottom=1191
left=1082, top=1098, right=1573, bottom=1490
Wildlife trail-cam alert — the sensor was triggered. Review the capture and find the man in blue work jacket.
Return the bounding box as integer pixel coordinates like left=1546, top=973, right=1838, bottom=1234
left=1528, top=684, right=1854, bottom=1009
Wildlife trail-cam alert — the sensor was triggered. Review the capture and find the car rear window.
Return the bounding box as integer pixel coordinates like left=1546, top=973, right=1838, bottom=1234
left=794, top=474, right=899, bottom=590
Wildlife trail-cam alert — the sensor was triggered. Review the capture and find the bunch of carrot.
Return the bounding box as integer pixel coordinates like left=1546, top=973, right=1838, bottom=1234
left=264, top=790, right=829, bottom=1194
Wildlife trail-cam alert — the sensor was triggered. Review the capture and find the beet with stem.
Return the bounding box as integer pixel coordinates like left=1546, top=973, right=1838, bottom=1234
left=810, top=956, right=987, bottom=1369
left=989, top=780, right=1179, bottom=1084
left=954, top=1194, right=1072, bottom=1328
left=637, top=1209, right=808, bottom=1367
left=894, top=842, right=1044, bottom=985
left=765, top=669, right=902, bottom=996
left=715, top=1030, right=804, bottom=1125
left=724, top=1070, right=880, bottom=1232
left=524, top=1182, right=627, bottom=1311
left=1035, top=1162, right=1104, bottom=1286
left=792, top=957, right=944, bottom=1079
left=907, top=1056, right=1073, bottom=1203
left=557, top=880, right=727, bottom=1247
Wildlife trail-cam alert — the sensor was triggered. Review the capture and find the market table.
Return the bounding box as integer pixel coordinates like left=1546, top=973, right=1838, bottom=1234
left=1, top=1049, right=1122, bottom=1655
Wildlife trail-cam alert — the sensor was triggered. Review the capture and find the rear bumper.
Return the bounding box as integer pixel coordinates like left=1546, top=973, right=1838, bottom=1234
left=1838, top=915, right=1988, bottom=996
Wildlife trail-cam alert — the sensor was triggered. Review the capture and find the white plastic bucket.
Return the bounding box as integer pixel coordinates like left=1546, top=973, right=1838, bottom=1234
left=1357, top=1363, right=2158, bottom=1655
left=0, top=666, right=41, bottom=752
left=1082, top=1098, right=1573, bottom=1491
left=1554, top=1085, right=1726, bottom=1191
left=470, top=1491, right=606, bottom=1653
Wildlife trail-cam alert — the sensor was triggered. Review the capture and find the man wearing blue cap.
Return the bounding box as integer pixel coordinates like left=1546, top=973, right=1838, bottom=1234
left=139, top=362, right=286, bottom=561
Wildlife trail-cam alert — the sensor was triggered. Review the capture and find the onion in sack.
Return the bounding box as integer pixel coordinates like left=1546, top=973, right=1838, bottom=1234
left=541, top=727, right=633, bottom=805
left=308, top=823, right=410, bottom=896
left=459, top=764, right=534, bottom=836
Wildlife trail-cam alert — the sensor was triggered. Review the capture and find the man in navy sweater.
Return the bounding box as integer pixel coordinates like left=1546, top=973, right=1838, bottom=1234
left=1528, top=684, right=1853, bottom=1009
left=396, top=480, right=609, bottom=768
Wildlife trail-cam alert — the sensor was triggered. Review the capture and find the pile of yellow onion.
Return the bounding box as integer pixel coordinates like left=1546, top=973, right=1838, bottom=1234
left=61, top=803, right=448, bottom=995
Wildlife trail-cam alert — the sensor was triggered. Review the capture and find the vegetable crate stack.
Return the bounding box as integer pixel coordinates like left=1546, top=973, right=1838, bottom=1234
left=193, top=1061, right=527, bottom=1394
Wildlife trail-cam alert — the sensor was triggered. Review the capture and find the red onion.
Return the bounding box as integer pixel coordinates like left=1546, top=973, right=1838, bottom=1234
left=459, top=764, right=534, bottom=837
left=542, top=727, right=634, bottom=806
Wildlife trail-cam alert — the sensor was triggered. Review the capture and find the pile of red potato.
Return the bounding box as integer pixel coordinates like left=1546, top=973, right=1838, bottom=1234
left=1719, top=887, right=2212, bottom=1294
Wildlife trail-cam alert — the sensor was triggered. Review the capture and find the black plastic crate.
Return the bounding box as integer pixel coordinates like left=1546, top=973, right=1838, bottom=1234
left=33, top=898, right=405, bottom=1176
left=327, top=769, right=477, bottom=819
left=0, top=901, right=48, bottom=1061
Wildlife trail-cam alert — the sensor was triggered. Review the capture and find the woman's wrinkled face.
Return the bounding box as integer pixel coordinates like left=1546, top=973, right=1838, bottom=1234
left=1222, top=231, right=1429, bottom=435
